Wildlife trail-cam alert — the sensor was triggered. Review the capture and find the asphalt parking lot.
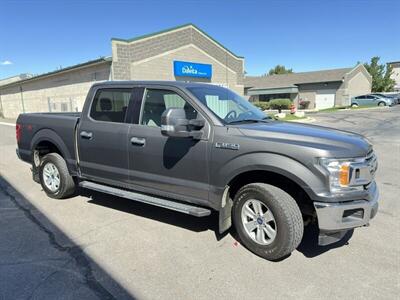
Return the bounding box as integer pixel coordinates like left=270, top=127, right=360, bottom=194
left=0, top=106, right=399, bottom=299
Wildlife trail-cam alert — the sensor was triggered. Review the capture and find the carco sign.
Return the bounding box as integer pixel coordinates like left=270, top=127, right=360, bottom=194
left=173, top=61, right=212, bottom=78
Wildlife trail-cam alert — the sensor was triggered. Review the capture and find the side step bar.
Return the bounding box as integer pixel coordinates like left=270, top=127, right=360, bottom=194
left=79, top=181, right=212, bottom=217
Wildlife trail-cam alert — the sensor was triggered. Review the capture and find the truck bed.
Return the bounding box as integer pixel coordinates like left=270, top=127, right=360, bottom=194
left=16, top=112, right=81, bottom=172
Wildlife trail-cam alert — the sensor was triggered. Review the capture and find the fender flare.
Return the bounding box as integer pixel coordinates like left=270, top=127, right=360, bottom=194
left=219, top=152, right=325, bottom=199
left=30, top=129, right=73, bottom=166
left=216, top=153, right=326, bottom=234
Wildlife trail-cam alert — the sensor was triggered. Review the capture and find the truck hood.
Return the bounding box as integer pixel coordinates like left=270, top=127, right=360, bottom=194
left=236, top=121, right=371, bottom=158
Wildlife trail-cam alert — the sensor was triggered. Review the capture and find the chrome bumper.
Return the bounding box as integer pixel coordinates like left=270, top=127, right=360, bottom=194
left=314, top=184, right=379, bottom=233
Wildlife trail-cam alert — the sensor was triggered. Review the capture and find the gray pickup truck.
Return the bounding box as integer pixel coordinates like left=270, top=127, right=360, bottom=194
left=16, top=81, right=379, bottom=260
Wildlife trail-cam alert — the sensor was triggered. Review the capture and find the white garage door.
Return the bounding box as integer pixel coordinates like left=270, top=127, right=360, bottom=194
left=315, top=90, right=336, bottom=109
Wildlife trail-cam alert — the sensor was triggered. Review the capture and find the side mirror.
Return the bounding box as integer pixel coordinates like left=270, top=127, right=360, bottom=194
left=161, top=108, right=205, bottom=139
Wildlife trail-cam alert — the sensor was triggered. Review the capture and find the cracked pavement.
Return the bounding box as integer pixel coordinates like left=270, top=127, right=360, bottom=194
left=0, top=106, right=399, bottom=299
left=0, top=179, right=122, bottom=299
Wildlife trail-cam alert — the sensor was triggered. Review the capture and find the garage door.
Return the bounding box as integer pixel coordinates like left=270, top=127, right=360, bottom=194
left=315, top=90, right=335, bottom=109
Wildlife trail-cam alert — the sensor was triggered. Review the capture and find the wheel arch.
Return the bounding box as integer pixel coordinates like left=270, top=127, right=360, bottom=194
left=227, top=169, right=315, bottom=216
left=31, top=129, right=71, bottom=160
left=216, top=153, right=322, bottom=234
left=218, top=152, right=324, bottom=201
left=30, top=129, right=77, bottom=175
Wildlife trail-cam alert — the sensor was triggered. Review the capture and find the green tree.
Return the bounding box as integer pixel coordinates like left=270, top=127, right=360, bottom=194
left=266, top=65, right=293, bottom=76
left=362, top=57, right=395, bottom=92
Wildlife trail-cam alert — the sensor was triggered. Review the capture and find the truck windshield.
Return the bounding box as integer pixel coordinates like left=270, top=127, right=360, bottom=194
left=187, top=86, right=270, bottom=124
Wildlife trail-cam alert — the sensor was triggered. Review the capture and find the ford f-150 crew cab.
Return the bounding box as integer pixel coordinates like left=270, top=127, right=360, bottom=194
left=16, top=81, right=379, bottom=260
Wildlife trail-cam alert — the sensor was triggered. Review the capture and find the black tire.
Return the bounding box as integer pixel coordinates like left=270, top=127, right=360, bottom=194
left=378, top=102, right=385, bottom=107
left=232, top=183, right=303, bottom=260
left=39, top=153, right=75, bottom=199
left=351, top=103, right=358, bottom=108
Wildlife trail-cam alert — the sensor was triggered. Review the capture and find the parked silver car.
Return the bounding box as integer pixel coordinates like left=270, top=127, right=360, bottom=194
left=351, top=94, right=394, bottom=107
left=370, top=93, right=400, bottom=105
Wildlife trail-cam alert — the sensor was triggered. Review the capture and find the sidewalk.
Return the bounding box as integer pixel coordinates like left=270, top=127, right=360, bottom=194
left=0, top=118, right=16, bottom=126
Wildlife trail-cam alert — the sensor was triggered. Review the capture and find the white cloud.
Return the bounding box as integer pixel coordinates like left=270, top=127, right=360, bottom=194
left=1, top=60, right=13, bottom=65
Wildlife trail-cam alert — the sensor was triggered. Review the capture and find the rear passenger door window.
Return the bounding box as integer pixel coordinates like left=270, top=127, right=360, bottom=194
left=90, top=89, right=132, bottom=123
left=140, top=89, right=198, bottom=127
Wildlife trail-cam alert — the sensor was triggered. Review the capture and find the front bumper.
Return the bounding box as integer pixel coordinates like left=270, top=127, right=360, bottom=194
left=313, top=183, right=379, bottom=245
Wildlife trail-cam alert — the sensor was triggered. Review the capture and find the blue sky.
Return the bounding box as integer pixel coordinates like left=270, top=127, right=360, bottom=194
left=0, top=0, right=399, bottom=79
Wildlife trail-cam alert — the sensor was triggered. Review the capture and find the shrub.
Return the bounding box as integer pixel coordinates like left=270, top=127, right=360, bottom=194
left=253, top=101, right=270, bottom=111
left=299, top=100, right=310, bottom=109
left=269, top=99, right=292, bottom=111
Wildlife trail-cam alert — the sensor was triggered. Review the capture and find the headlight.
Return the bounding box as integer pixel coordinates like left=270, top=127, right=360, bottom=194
left=319, top=157, right=366, bottom=193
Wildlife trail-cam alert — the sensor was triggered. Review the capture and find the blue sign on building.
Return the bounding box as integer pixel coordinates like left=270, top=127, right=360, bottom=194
left=173, top=61, right=212, bottom=79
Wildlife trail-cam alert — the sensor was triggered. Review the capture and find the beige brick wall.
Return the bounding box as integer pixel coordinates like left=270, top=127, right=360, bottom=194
left=130, top=45, right=244, bottom=95
left=0, top=62, right=111, bottom=118
left=112, top=25, right=244, bottom=95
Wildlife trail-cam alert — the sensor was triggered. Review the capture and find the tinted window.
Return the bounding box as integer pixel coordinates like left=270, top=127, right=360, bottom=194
left=187, top=86, right=268, bottom=123
left=90, top=89, right=132, bottom=123
left=140, top=89, right=197, bottom=127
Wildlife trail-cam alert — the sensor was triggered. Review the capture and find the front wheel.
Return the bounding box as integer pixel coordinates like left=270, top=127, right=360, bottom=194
left=378, top=102, right=386, bottom=107
left=232, top=183, right=303, bottom=260
left=39, top=153, right=76, bottom=199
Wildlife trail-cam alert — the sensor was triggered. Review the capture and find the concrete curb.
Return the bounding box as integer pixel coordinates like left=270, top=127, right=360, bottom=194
left=0, top=122, right=15, bottom=127
left=287, top=117, right=316, bottom=123
left=311, top=106, right=392, bottom=115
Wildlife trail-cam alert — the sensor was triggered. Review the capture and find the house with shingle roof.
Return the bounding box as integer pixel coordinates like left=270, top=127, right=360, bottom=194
left=244, top=64, right=372, bottom=109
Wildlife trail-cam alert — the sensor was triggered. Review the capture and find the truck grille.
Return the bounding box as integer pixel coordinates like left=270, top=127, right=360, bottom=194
left=365, top=150, right=378, bottom=178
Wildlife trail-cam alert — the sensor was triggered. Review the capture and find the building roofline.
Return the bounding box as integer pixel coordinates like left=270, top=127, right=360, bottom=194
left=247, top=66, right=353, bottom=78
left=0, top=73, right=32, bottom=82
left=0, top=57, right=112, bottom=89
left=244, top=66, right=363, bottom=89
left=111, top=23, right=244, bottom=59
left=387, top=61, right=400, bottom=65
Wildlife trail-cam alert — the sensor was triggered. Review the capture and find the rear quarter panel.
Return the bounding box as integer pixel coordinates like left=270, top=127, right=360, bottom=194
left=17, top=113, right=80, bottom=173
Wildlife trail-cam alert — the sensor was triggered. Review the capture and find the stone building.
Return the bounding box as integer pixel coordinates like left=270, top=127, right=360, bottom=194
left=0, top=24, right=244, bottom=118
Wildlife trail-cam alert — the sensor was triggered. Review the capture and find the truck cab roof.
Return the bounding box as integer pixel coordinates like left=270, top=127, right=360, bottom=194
left=91, top=80, right=221, bottom=90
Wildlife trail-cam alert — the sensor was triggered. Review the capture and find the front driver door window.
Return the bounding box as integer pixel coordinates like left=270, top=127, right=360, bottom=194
left=140, top=89, right=198, bottom=127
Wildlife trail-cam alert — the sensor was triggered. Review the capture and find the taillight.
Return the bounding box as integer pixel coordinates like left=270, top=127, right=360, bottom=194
left=16, top=124, right=22, bottom=142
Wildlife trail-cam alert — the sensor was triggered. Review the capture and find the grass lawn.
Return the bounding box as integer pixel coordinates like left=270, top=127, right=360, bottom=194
left=317, top=106, right=348, bottom=113
left=280, top=114, right=307, bottom=121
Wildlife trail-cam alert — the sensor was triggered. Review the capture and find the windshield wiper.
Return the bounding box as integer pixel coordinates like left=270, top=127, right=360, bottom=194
left=228, top=118, right=272, bottom=124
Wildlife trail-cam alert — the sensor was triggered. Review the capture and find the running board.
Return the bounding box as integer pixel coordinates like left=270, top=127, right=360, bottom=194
left=79, top=181, right=211, bottom=217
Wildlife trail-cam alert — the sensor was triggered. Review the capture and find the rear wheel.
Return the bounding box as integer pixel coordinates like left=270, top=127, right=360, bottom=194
left=351, top=103, right=358, bottom=108
left=232, top=183, right=303, bottom=260
left=39, top=153, right=75, bottom=199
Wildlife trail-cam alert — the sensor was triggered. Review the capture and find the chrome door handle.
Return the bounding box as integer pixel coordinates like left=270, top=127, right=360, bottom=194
left=80, top=131, right=93, bottom=139
left=130, top=137, right=145, bottom=146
